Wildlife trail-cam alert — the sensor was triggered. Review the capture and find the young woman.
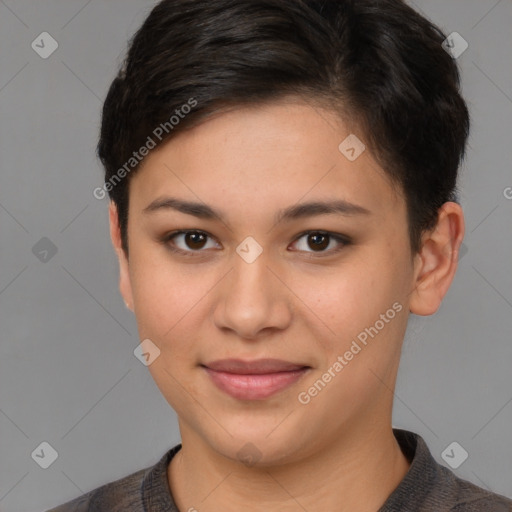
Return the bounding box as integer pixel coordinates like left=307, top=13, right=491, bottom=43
left=48, top=0, right=512, bottom=510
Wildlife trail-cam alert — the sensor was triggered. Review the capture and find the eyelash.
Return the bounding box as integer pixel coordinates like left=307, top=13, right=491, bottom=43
left=160, top=230, right=350, bottom=258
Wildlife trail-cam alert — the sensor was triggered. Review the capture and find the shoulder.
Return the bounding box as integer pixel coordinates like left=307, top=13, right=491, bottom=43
left=384, top=429, right=512, bottom=512
left=440, top=466, right=512, bottom=511
left=44, top=466, right=147, bottom=512
left=44, top=444, right=182, bottom=512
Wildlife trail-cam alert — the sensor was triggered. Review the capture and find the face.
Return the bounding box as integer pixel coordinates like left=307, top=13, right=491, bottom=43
left=113, top=99, right=426, bottom=466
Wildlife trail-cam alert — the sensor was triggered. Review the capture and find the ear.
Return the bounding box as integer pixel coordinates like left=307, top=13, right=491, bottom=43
left=109, top=201, right=134, bottom=312
left=409, top=202, right=465, bottom=316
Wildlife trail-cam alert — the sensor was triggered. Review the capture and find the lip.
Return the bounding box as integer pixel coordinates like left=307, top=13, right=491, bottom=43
left=202, top=358, right=310, bottom=400
left=204, top=358, right=308, bottom=374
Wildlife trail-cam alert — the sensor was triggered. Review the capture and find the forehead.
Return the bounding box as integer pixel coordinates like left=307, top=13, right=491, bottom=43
left=128, top=100, right=402, bottom=221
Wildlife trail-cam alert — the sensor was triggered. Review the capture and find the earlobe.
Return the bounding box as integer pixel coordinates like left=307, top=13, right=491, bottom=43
left=108, top=201, right=134, bottom=312
left=409, top=202, right=465, bottom=316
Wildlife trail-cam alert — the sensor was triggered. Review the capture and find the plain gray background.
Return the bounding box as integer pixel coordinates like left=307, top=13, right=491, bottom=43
left=0, top=1, right=511, bottom=511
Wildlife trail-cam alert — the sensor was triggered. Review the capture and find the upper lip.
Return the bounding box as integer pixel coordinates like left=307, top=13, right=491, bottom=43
left=202, top=358, right=309, bottom=374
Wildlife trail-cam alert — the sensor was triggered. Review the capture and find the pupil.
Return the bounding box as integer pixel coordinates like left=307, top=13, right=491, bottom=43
left=186, top=232, right=206, bottom=249
left=309, top=233, right=328, bottom=251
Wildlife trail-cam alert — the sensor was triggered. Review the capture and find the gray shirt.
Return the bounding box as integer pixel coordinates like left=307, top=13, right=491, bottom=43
left=46, top=429, right=512, bottom=511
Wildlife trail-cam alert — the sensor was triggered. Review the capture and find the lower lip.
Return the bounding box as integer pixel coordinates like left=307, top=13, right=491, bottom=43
left=203, top=367, right=309, bottom=400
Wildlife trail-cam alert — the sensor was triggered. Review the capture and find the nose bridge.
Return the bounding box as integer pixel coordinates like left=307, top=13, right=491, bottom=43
left=230, top=243, right=273, bottom=307
left=214, top=239, right=291, bottom=337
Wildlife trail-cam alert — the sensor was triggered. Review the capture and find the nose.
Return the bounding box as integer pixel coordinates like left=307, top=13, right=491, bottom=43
left=213, top=248, right=292, bottom=340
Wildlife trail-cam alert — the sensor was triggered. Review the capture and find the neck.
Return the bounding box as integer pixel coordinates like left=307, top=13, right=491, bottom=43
left=168, top=422, right=411, bottom=512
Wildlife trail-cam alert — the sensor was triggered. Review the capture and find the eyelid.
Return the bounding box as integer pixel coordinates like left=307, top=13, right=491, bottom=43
left=163, top=229, right=221, bottom=256
left=162, top=229, right=350, bottom=256
left=289, top=230, right=350, bottom=256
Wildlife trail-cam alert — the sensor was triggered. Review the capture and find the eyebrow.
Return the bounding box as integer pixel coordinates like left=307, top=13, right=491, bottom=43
left=142, top=196, right=371, bottom=224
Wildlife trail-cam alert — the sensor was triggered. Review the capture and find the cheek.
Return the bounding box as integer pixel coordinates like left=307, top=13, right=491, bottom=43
left=128, top=247, right=208, bottom=342
left=301, top=260, right=390, bottom=322
left=294, top=254, right=408, bottom=353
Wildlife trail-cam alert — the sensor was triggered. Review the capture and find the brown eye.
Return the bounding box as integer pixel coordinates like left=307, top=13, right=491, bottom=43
left=164, top=230, right=219, bottom=255
left=163, top=229, right=349, bottom=258
left=184, top=232, right=207, bottom=250
left=307, top=233, right=329, bottom=251
left=290, top=231, right=349, bottom=256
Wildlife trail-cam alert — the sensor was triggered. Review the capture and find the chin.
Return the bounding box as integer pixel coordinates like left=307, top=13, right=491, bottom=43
left=203, top=426, right=306, bottom=468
